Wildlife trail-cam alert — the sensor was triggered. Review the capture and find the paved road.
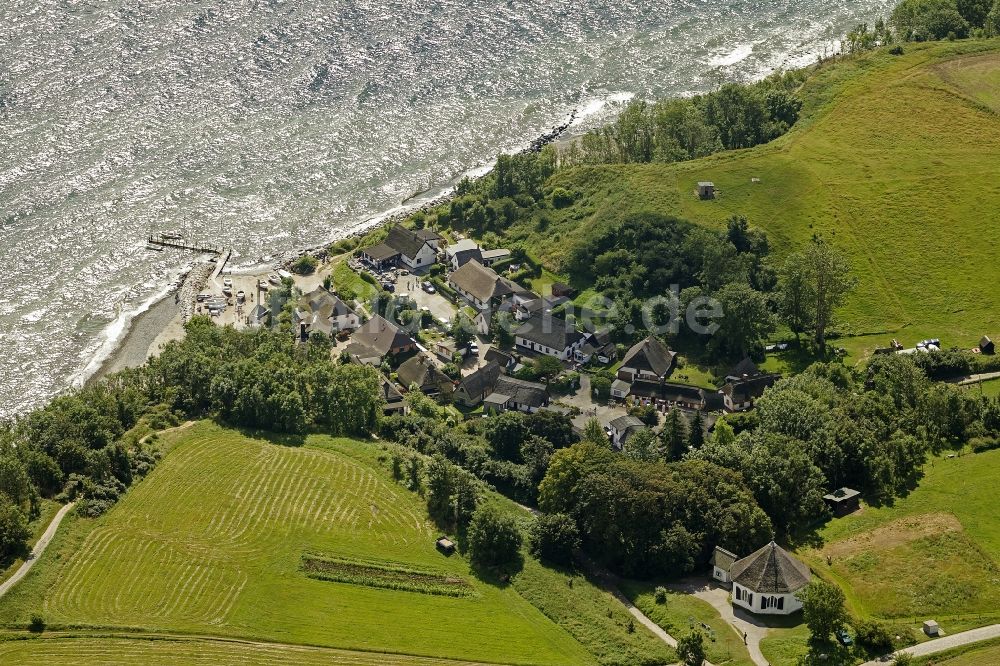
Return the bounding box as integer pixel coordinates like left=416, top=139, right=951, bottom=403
left=0, top=501, right=76, bottom=599
left=669, top=578, right=768, bottom=666
left=860, top=624, right=1000, bottom=665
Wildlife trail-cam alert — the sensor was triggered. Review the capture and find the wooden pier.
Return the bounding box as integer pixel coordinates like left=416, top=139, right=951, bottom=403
left=147, top=234, right=224, bottom=254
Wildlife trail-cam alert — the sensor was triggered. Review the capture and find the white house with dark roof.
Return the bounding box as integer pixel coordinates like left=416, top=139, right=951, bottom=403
left=483, top=375, right=550, bottom=414
left=617, top=336, right=676, bottom=384
left=514, top=313, right=585, bottom=361
left=710, top=545, right=738, bottom=586
left=730, top=541, right=811, bottom=615
left=608, top=414, right=647, bottom=449
left=448, top=260, right=532, bottom=310
left=361, top=225, right=438, bottom=270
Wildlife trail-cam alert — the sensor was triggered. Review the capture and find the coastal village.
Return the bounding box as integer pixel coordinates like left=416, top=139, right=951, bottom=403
left=170, top=221, right=785, bottom=444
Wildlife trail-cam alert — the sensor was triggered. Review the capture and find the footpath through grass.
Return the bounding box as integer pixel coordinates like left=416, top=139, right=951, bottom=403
left=0, top=422, right=592, bottom=666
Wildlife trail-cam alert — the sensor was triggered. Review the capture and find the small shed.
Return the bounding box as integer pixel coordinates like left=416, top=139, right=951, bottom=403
left=980, top=336, right=995, bottom=355
left=697, top=181, right=716, bottom=200
left=436, top=536, right=456, bottom=555
left=923, top=620, right=941, bottom=637
left=824, top=487, right=861, bottom=517
left=611, top=379, right=631, bottom=399
left=710, top=546, right=738, bottom=586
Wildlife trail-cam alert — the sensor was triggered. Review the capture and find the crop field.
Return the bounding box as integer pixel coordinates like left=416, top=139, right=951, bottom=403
left=0, top=422, right=593, bottom=665
left=0, top=634, right=505, bottom=665
left=519, top=40, right=1000, bottom=357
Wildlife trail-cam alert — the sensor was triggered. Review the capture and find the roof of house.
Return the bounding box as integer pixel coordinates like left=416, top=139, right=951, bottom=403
left=620, top=336, right=676, bottom=378
left=250, top=304, right=269, bottom=323
left=350, top=315, right=414, bottom=357
left=981, top=335, right=994, bottom=348
left=381, top=377, right=404, bottom=404
left=493, top=375, right=549, bottom=408
left=711, top=546, right=738, bottom=572
left=448, top=260, right=508, bottom=302
left=484, top=347, right=514, bottom=368
left=481, top=248, right=511, bottom=262
left=397, top=355, right=452, bottom=393
left=415, top=228, right=443, bottom=243
left=452, top=247, right=484, bottom=268
left=698, top=181, right=715, bottom=187
left=727, top=357, right=762, bottom=380
left=457, top=362, right=502, bottom=399
left=385, top=224, right=432, bottom=259
left=515, top=313, right=584, bottom=351
left=631, top=380, right=708, bottom=405
left=730, top=541, right=811, bottom=594
left=611, top=379, right=631, bottom=394
left=447, top=238, right=480, bottom=256
left=609, top=414, right=645, bottom=432
left=363, top=243, right=401, bottom=262
left=302, top=288, right=356, bottom=320
left=722, top=374, right=781, bottom=402
left=823, top=487, right=861, bottom=503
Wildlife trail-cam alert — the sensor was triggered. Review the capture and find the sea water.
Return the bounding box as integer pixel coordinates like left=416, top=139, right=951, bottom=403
left=0, top=0, right=895, bottom=417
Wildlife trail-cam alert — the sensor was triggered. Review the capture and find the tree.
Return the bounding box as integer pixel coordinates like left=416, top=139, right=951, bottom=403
left=677, top=629, right=707, bottom=666
left=957, top=0, right=992, bottom=26
left=0, top=495, right=30, bottom=561
left=621, top=428, right=660, bottom=462
left=799, top=580, right=848, bottom=641
left=662, top=409, right=690, bottom=460
left=778, top=252, right=815, bottom=342
left=689, top=411, right=705, bottom=449
left=988, top=0, right=1000, bottom=35
left=711, top=282, right=776, bottom=359
left=533, top=356, right=564, bottom=382
left=784, top=239, right=856, bottom=352
left=582, top=418, right=608, bottom=446
left=528, top=513, right=580, bottom=565
left=590, top=374, right=612, bottom=400
left=467, top=503, right=523, bottom=567
left=483, top=412, right=527, bottom=461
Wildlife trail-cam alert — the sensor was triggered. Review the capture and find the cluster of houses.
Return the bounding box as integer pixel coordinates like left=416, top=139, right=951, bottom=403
left=274, top=224, right=788, bottom=430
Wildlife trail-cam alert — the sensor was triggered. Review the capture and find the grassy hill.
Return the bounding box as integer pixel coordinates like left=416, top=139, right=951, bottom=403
left=0, top=422, right=639, bottom=665
left=759, top=448, right=1000, bottom=665
left=506, top=40, right=1000, bottom=357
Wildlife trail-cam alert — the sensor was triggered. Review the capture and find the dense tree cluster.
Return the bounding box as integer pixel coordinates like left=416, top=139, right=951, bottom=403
left=538, top=442, right=773, bottom=578
left=562, top=74, right=806, bottom=166
left=380, top=408, right=578, bottom=505
left=691, top=356, right=1000, bottom=537
left=890, top=0, right=1000, bottom=40
left=0, top=316, right=386, bottom=553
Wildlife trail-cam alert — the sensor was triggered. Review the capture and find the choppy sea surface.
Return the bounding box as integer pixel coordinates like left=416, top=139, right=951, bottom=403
left=0, top=0, right=895, bottom=418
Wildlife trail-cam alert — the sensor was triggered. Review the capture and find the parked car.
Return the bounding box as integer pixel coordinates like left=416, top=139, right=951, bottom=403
left=422, top=280, right=435, bottom=293
left=468, top=342, right=479, bottom=355
left=382, top=282, right=395, bottom=293
left=834, top=629, right=853, bottom=646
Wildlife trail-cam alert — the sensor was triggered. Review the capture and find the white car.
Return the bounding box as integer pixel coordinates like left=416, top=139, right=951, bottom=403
left=468, top=342, right=479, bottom=355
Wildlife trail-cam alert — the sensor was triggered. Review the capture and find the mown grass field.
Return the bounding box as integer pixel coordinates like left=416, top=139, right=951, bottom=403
left=511, top=40, right=1000, bottom=358
left=0, top=422, right=596, bottom=665
left=760, top=448, right=1000, bottom=665
left=0, top=633, right=508, bottom=665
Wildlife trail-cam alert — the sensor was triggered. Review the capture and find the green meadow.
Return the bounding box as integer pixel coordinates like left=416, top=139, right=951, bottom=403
left=760, top=448, right=1000, bottom=664
left=506, top=41, right=1000, bottom=358
left=0, top=422, right=604, bottom=665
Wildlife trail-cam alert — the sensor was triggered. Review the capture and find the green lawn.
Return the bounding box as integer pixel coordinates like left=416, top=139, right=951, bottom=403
left=0, top=422, right=593, bottom=666
left=500, top=40, right=1000, bottom=362
left=619, top=581, right=755, bottom=666
left=913, top=636, right=1000, bottom=664
left=331, top=258, right=379, bottom=301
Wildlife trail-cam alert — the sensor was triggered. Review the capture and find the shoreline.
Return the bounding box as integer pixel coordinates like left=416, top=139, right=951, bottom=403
left=86, top=293, right=183, bottom=386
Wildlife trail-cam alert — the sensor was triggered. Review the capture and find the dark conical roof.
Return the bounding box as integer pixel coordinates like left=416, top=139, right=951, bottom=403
left=730, top=541, right=811, bottom=594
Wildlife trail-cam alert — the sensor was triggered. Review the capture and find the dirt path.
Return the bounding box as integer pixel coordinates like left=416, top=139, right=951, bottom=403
left=669, top=578, right=768, bottom=666
left=0, top=501, right=75, bottom=599
left=860, top=623, right=1000, bottom=666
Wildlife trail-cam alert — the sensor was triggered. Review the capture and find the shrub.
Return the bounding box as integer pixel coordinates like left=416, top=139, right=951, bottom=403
left=528, top=513, right=580, bottom=565
left=853, top=618, right=894, bottom=655
left=654, top=586, right=668, bottom=604
left=28, top=613, right=45, bottom=633
left=550, top=187, right=575, bottom=208
left=291, top=253, right=319, bottom=275
left=467, top=503, right=522, bottom=567
left=889, top=45, right=904, bottom=55
left=893, top=654, right=912, bottom=666
left=591, top=374, right=612, bottom=400
left=0, top=496, right=30, bottom=560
